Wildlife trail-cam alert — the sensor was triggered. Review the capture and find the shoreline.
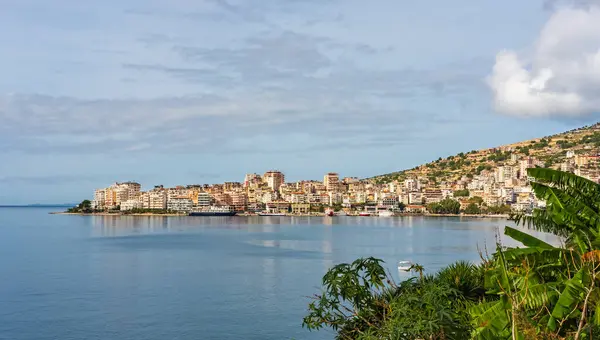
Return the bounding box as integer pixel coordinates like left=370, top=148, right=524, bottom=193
left=51, top=212, right=509, bottom=218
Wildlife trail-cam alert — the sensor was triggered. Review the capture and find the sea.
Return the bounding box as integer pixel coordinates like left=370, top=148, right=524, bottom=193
left=0, top=207, right=558, bottom=340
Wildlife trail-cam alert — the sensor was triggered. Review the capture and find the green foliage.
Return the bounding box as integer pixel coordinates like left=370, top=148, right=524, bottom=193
left=464, top=203, right=482, bottom=215
left=485, top=204, right=511, bottom=215
left=302, top=257, right=390, bottom=337
left=67, top=199, right=93, bottom=213
left=309, top=154, right=600, bottom=339
left=468, top=196, right=484, bottom=205
left=454, top=189, right=470, bottom=197
left=427, top=198, right=461, bottom=214
left=305, top=259, right=486, bottom=339
left=473, top=169, right=600, bottom=339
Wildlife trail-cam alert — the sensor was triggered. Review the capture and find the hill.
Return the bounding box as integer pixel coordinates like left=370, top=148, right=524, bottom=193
left=371, top=122, right=600, bottom=185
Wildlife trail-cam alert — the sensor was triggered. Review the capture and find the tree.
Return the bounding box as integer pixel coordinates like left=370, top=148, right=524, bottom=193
left=468, top=196, right=484, bottom=205
left=472, top=169, right=600, bottom=339
left=463, top=203, right=481, bottom=215
left=67, top=199, right=93, bottom=213
left=304, top=259, right=486, bottom=339
left=427, top=198, right=461, bottom=214
left=453, top=189, right=470, bottom=197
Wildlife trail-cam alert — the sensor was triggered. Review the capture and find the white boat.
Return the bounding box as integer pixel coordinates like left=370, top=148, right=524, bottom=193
left=378, top=210, right=394, bottom=217
left=257, top=212, right=287, bottom=216
left=398, top=261, right=413, bottom=271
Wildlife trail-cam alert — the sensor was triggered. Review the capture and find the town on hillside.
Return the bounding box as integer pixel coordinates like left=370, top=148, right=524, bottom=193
left=88, top=124, right=600, bottom=216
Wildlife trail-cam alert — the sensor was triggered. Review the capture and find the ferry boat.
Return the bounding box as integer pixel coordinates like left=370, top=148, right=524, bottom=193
left=189, top=206, right=236, bottom=216
left=378, top=210, right=394, bottom=217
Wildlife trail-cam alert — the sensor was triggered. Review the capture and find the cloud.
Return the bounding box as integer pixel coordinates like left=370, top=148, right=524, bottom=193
left=489, top=5, right=600, bottom=116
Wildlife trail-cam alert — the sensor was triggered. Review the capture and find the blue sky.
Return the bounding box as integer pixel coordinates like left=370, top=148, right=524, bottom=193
left=1, top=0, right=600, bottom=204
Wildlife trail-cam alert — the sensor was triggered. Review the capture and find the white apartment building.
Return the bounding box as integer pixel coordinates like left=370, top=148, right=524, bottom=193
left=328, top=192, right=344, bottom=205
left=148, top=191, right=167, bottom=210
left=291, top=193, right=308, bottom=203
left=121, top=199, right=143, bottom=211
left=93, top=189, right=106, bottom=209
left=323, top=172, right=340, bottom=192
left=197, top=192, right=212, bottom=207
left=379, top=197, right=398, bottom=208
left=167, top=197, right=193, bottom=212
left=404, top=179, right=420, bottom=192
left=408, top=192, right=422, bottom=204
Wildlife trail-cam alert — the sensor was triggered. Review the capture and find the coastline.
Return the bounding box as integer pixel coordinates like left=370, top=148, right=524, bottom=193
left=50, top=211, right=509, bottom=218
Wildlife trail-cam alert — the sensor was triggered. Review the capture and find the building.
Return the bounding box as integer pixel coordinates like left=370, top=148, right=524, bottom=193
left=291, top=203, right=310, bottom=214
left=263, top=171, right=285, bottom=191
left=230, top=192, right=248, bottom=211
left=244, top=173, right=262, bottom=188
left=167, top=197, right=193, bottom=212
left=323, top=172, right=340, bottom=192
left=408, top=192, right=423, bottom=204
left=379, top=197, right=398, bottom=209
left=405, top=205, right=426, bottom=213
left=519, top=158, right=536, bottom=179
left=423, top=189, right=443, bottom=203
left=213, top=193, right=233, bottom=206
left=404, top=179, right=420, bottom=192
left=265, top=201, right=290, bottom=213
left=197, top=192, right=212, bottom=207
left=92, top=189, right=106, bottom=209
left=121, top=199, right=142, bottom=211
left=148, top=190, right=167, bottom=210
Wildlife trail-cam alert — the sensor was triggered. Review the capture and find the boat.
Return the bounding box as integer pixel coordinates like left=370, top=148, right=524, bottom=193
left=378, top=210, right=394, bottom=217
left=359, top=212, right=371, bottom=216
left=325, top=208, right=335, bottom=216
left=398, top=261, right=413, bottom=271
left=189, top=206, right=237, bottom=216
left=257, top=212, right=287, bottom=216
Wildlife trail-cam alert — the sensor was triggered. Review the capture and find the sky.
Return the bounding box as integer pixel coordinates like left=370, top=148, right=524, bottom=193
left=1, top=0, right=600, bottom=204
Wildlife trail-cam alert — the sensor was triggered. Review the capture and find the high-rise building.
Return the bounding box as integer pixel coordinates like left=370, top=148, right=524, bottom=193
left=92, top=189, right=106, bottom=209
left=404, top=179, right=420, bottom=192
left=519, top=157, right=536, bottom=179
left=263, top=171, right=285, bottom=191
left=323, top=173, right=340, bottom=192
left=244, top=173, right=261, bottom=188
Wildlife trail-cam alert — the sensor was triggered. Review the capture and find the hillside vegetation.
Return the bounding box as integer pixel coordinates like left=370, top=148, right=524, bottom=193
left=372, top=123, right=600, bottom=185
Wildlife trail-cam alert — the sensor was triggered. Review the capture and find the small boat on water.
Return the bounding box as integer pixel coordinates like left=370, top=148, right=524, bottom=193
left=325, top=208, right=335, bottom=216
left=189, top=206, right=237, bottom=216
left=398, top=261, right=413, bottom=271
left=378, top=210, right=394, bottom=217
left=359, top=212, right=371, bottom=216
left=257, top=212, right=287, bottom=216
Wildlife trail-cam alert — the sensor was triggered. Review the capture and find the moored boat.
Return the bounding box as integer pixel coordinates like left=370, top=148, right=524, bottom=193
left=325, top=208, right=335, bottom=216
left=257, top=212, right=287, bottom=216
left=358, top=212, right=371, bottom=216
left=378, top=210, right=394, bottom=217
left=189, top=206, right=236, bottom=216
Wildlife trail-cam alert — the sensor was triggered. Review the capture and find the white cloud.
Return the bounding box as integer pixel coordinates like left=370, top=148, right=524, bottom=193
left=489, top=5, right=600, bottom=116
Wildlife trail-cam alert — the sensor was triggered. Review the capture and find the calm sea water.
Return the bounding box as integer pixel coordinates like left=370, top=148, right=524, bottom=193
left=0, top=207, right=557, bottom=340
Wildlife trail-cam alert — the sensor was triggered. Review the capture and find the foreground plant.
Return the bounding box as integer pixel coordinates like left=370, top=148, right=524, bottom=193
left=303, top=258, right=486, bottom=339
left=304, top=169, right=600, bottom=339
left=472, top=168, right=600, bottom=339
